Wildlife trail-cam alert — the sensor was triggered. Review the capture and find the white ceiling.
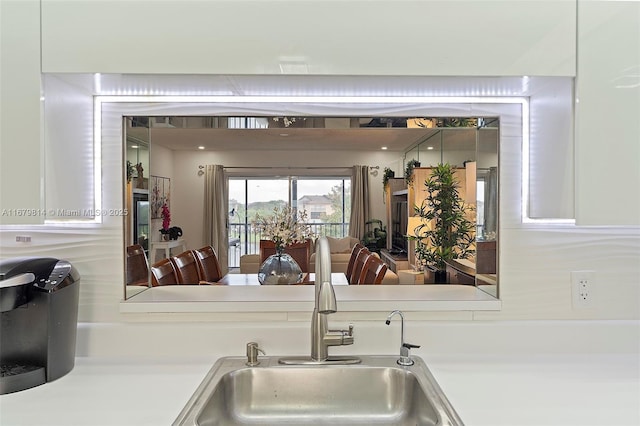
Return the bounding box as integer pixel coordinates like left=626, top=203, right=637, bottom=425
left=148, top=126, right=458, bottom=152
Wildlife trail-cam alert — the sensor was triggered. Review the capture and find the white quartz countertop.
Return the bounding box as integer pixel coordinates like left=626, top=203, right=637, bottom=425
left=120, top=284, right=501, bottom=313
left=0, top=353, right=638, bottom=426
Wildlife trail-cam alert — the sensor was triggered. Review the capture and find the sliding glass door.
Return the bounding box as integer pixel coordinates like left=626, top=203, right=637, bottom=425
left=228, top=176, right=350, bottom=268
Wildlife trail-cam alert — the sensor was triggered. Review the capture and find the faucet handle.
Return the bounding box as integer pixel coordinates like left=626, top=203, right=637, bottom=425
left=401, top=342, right=420, bottom=356
left=329, top=324, right=354, bottom=337
left=398, top=342, right=420, bottom=366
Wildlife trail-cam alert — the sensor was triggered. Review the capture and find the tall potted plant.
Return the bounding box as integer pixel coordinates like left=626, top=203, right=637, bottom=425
left=408, top=163, right=475, bottom=283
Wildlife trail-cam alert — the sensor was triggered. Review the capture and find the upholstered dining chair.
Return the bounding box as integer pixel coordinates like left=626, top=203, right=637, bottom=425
left=150, top=258, right=179, bottom=286
left=356, top=254, right=388, bottom=285
left=170, top=250, right=201, bottom=284
left=259, top=239, right=312, bottom=273
left=193, top=245, right=223, bottom=283
left=349, top=247, right=371, bottom=284
left=126, top=244, right=150, bottom=286
left=345, top=243, right=366, bottom=282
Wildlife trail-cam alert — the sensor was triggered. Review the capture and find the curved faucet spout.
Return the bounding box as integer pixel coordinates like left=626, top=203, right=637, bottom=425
left=386, top=310, right=420, bottom=366
left=318, top=281, right=337, bottom=314
left=386, top=310, right=405, bottom=345
left=386, top=309, right=404, bottom=324
left=314, top=236, right=336, bottom=313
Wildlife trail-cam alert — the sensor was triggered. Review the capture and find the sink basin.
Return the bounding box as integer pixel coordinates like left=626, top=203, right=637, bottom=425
left=173, top=355, right=463, bottom=426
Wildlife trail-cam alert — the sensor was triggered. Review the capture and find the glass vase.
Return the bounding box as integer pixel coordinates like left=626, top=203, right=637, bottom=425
left=258, top=251, right=303, bottom=285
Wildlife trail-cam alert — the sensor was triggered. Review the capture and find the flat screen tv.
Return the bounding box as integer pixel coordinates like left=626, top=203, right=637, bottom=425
left=390, top=200, right=408, bottom=255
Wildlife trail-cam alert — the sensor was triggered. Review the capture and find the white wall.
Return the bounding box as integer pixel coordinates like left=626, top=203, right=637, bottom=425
left=0, top=1, right=638, bottom=357
left=43, top=73, right=96, bottom=218
left=528, top=78, right=575, bottom=219
left=1, top=94, right=635, bottom=326
left=170, top=149, right=398, bottom=252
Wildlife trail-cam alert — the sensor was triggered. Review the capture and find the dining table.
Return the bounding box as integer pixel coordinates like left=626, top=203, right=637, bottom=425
left=216, top=272, right=349, bottom=286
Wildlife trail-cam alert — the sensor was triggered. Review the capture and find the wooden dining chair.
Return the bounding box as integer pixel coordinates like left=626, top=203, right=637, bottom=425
left=170, top=250, right=201, bottom=284
left=150, top=258, right=179, bottom=286
left=126, top=244, right=150, bottom=286
left=345, top=242, right=366, bottom=282
left=193, top=246, right=223, bottom=283
left=349, top=247, right=371, bottom=284
left=356, top=255, right=388, bottom=285
left=259, top=239, right=312, bottom=273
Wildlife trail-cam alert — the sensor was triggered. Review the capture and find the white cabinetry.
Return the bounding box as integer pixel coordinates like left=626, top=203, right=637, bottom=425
left=41, top=1, right=575, bottom=76
left=575, top=1, right=640, bottom=225
left=0, top=0, right=42, bottom=224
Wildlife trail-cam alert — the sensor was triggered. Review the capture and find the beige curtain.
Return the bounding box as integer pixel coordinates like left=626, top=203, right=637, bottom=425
left=203, top=165, right=229, bottom=275
left=348, top=165, right=370, bottom=240
left=484, top=166, right=498, bottom=236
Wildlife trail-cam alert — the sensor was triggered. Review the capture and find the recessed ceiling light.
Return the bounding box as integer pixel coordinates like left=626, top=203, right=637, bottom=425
left=427, top=146, right=434, bottom=150
left=280, top=133, right=289, bottom=137
left=198, top=146, right=205, bottom=150
left=381, top=146, right=388, bottom=150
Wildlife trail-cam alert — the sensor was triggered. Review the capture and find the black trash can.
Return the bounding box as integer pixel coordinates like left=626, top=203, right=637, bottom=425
left=0, top=257, right=80, bottom=394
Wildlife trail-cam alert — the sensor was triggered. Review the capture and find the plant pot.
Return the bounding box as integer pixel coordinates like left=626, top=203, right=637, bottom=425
left=424, top=268, right=449, bottom=284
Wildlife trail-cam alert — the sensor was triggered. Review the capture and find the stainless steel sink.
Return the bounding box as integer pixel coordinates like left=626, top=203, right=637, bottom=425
left=173, top=355, right=463, bottom=426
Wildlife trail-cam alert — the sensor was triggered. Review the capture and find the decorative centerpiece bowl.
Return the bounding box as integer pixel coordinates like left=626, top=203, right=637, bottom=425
left=257, top=250, right=303, bottom=285
left=253, top=206, right=313, bottom=285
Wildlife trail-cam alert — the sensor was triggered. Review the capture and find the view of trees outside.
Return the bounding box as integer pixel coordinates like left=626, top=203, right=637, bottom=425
left=227, top=177, right=351, bottom=267
left=318, top=181, right=351, bottom=225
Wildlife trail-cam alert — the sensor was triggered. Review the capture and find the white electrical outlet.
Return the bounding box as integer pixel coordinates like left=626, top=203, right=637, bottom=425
left=571, top=271, right=595, bottom=309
